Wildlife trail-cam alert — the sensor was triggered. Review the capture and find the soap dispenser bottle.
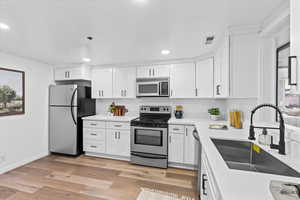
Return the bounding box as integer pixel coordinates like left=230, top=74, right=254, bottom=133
left=258, top=128, right=272, bottom=145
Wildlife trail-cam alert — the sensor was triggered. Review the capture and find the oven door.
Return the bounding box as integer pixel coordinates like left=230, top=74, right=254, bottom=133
left=136, top=82, right=160, bottom=97
left=131, top=126, right=168, bottom=155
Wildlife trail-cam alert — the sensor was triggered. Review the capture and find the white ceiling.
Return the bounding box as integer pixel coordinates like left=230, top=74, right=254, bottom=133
left=0, top=0, right=284, bottom=65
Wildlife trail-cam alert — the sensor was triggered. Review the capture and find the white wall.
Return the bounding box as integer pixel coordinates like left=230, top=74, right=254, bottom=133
left=0, top=52, right=53, bottom=174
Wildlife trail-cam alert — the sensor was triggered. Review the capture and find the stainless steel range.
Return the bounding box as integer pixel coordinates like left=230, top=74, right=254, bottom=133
left=130, top=105, right=171, bottom=168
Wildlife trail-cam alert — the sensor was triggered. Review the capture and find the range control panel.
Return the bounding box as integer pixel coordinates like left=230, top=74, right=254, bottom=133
left=140, top=105, right=171, bottom=114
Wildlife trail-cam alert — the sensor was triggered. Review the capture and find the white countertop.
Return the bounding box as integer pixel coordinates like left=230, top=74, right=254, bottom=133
left=188, top=119, right=300, bottom=200
left=82, top=114, right=138, bottom=122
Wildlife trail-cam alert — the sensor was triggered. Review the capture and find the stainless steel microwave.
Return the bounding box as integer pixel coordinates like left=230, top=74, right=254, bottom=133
left=136, top=80, right=169, bottom=97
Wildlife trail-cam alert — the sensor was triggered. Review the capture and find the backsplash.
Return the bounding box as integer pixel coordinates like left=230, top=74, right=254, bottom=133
left=96, top=98, right=258, bottom=120
left=96, top=98, right=227, bottom=119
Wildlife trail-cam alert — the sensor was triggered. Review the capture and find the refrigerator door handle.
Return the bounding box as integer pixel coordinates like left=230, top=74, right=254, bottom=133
left=70, top=88, right=78, bottom=125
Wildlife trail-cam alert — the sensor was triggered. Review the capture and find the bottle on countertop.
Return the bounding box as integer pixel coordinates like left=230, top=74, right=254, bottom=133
left=174, top=105, right=183, bottom=119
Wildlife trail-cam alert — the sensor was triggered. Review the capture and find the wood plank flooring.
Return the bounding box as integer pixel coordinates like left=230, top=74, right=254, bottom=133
left=0, top=155, right=198, bottom=200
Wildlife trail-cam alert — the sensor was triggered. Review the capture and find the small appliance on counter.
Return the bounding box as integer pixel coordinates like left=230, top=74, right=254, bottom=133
left=174, top=105, right=183, bottom=119
left=229, top=110, right=243, bottom=129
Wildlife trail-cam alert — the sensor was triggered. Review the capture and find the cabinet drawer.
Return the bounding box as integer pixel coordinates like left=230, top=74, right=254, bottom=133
left=169, top=125, right=184, bottom=134
left=83, top=120, right=105, bottom=129
left=83, top=141, right=105, bottom=153
left=107, top=121, right=130, bottom=130
left=83, top=128, right=105, bottom=141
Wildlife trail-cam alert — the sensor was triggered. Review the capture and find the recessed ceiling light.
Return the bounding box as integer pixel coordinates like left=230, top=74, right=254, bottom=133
left=133, top=0, right=148, bottom=5
left=82, top=57, right=91, bottom=63
left=0, top=23, right=10, bottom=31
left=161, top=50, right=171, bottom=55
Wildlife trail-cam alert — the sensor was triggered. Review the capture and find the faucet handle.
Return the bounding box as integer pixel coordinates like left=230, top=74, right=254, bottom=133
left=248, top=125, right=255, bottom=140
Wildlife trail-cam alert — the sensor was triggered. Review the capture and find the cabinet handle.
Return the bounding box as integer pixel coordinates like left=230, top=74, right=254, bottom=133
left=68, top=71, right=70, bottom=78
left=152, top=68, right=155, bottom=77
left=169, top=135, right=171, bottom=143
left=124, top=90, right=127, bottom=97
left=149, top=69, right=151, bottom=77
left=216, top=85, right=221, bottom=95
left=173, top=128, right=180, bottom=131
left=121, top=90, right=123, bottom=97
left=90, top=133, right=97, bottom=136
left=114, top=132, right=117, bottom=139
left=90, top=123, right=97, bottom=126
left=185, top=128, right=188, bottom=136
left=65, top=72, right=67, bottom=78
left=102, top=90, right=104, bottom=97
left=98, top=90, right=101, bottom=97
left=118, top=132, right=120, bottom=139
left=114, top=124, right=122, bottom=127
left=90, top=145, right=97, bottom=148
left=171, top=90, right=173, bottom=96
left=195, top=88, right=198, bottom=96
left=202, top=174, right=208, bottom=196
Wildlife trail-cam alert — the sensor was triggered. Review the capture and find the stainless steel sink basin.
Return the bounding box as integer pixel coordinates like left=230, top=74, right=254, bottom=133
left=211, top=138, right=300, bottom=177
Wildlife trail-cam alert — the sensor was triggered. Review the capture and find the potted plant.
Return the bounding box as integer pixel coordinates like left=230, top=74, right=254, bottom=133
left=208, top=108, right=222, bottom=121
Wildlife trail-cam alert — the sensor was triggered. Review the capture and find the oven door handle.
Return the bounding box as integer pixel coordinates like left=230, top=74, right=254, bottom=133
left=131, top=152, right=166, bottom=159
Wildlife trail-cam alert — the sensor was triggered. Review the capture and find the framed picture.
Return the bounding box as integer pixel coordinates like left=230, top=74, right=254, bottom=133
left=0, top=68, right=25, bottom=116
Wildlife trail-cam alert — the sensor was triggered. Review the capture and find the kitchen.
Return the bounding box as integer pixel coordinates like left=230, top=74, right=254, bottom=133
left=0, top=0, right=300, bottom=199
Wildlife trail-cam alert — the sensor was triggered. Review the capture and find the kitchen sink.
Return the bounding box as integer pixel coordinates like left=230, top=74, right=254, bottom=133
left=211, top=138, right=300, bottom=178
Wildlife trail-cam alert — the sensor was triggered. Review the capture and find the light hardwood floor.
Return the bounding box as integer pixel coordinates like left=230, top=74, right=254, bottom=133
left=0, top=155, right=198, bottom=200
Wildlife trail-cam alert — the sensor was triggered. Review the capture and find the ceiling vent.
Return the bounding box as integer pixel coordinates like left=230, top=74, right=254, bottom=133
left=205, top=36, right=215, bottom=45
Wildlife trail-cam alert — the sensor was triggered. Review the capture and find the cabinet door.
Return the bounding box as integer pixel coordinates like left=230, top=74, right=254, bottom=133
left=214, top=37, right=230, bottom=98
left=153, top=65, right=170, bottom=78
left=291, top=0, right=300, bottom=90
left=92, top=68, right=113, bottom=99
left=113, top=67, right=136, bottom=98
left=54, top=68, right=70, bottom=81
left=168, top=133, right=184, bottom=163
left=116, top=130, right=130, bottom=157
left=170, top=63, right=196, bottom=98
left=106, top=129, right=119, bottom=155
left=196, top=59, right=214, bottom=98
left=184, top=126, right=197, bottom=165
left=230, top=34, right=259, bottom=98
left=137, top=66, right=152, bottom=78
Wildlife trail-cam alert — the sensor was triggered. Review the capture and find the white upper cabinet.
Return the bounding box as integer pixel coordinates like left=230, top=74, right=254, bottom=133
left=170, top=63, right=196, bottom=98
left=196, top=58, right=214, bottom=98
left=91, top=68, right=113, bottom=99
left=136, top=65, right=170, bottom=78
left=54, top=65, right=91, bottom=81
left=113, top=67, right=136, bottom=98
left=229, top=33, right=259, bottom=98
left=291, top=0, right=300, bottom=90
left=214, top=37, right=230, bottom=98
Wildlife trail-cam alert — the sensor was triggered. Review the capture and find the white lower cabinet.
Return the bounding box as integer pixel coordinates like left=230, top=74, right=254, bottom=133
left=168, top=133, right=184, bottom=163
left=83, top=120, right=130, bottom=159
left=168, top=125, right=197, bottom=166
left=201, top=150, right=222, bottom=200
left=106, top=129, right=130, bottom=157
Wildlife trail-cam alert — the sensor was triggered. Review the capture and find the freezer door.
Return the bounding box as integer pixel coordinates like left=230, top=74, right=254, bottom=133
left=49, top=106, right=78, bottom=155
left=49, top=85, right=77, bottom=106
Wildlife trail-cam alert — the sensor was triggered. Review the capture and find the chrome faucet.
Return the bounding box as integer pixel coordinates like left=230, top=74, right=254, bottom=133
left=249, top=104, right=285, bottom=155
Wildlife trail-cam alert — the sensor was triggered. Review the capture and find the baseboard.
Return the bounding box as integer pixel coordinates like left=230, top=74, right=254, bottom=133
left=0, top=152, right=49, bottom=174
left=85, top=152, right=130, bottom=161
left=168, top=162, right=197, bottom=170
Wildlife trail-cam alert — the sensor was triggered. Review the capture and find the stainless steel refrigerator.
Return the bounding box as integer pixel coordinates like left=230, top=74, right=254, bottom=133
left=49, top=84, right=95, bottom=156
